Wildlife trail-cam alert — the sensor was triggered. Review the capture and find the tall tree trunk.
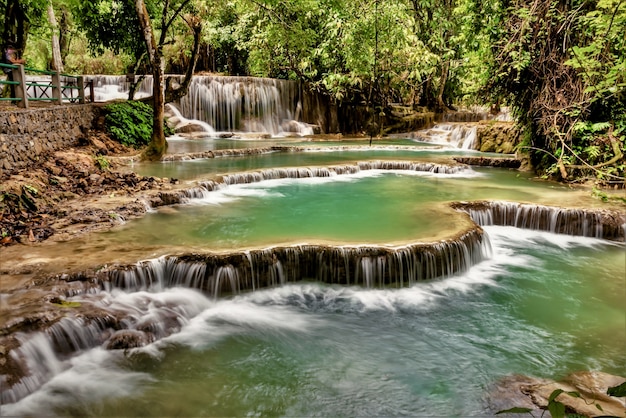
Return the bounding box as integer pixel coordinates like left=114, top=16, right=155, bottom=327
left=436, top=60, right=450, bottom=112
left=165, top=15, right=202, bottom=103
left=47, top=3, right=63, bottom=72
left=58, top=5, right=71, bottom=61
left=134, top=0, right=166, bottom=160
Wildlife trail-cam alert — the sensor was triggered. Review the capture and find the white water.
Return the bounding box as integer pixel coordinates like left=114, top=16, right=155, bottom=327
left=412, top=123, right=479, bottom=149
left=84, top=75, right=153, bottom=102
left=83, top=75, right=315, bottom=137
left=2, top=226, right=622, bottom=417
left=164, top=103, right=216, bottom=134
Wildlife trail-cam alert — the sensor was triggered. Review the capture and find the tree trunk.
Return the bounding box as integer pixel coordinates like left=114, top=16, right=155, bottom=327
left=58, top=6, right=71, bottom=61
left=165, top=16, right=202, bottom=104
left=134, top=0, right=166, bottom=160
left=48, top=3, right=63, bottom=72
left=436, top=60, right=450, bottom=112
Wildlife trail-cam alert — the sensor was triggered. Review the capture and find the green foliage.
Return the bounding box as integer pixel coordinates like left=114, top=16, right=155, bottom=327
left=104, top=101, right=174, bottom=148
left=104, top=101, right=154, bottom=148
left=607, top=381, right=626, bottom=397
left=94, top=155, right=110, bottom=171
left=482, top=0, right=626, bottom=182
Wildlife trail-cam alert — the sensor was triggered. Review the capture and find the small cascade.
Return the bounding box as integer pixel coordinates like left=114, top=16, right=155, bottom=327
left=83, top=75, right=153, bottom=102
left=1, top=316, right=114, bottom=404
left=452, top=201, right=626, bottom=241
left=147, top=161, right=474, bottom=211
left=165, top=103, right=215, bottom=134
left=215, top=162, right=470, bottom=187
left=413, top=123, right=479, bottom=149
left=96, top=226, right=491, bottom=296
left=1, top=287, right=212, bottom=404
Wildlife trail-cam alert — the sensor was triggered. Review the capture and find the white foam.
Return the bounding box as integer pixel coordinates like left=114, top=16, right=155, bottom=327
left=2, top=348, right=152, bottom=417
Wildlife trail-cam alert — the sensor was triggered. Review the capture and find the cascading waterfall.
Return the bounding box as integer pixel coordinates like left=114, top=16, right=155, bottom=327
left=212, top=161, right=470, bottom=187
left=83, top=75, right=314, bottom=136
left=452, top=200, right=626, bottom=241
left=175, top=76, right=313, bottom=136
left=414, top=123, right=479, bottom=149
left=146, top=161, right=475, bottom=208
left=1, top=287, right=212, bottom=404
left=100, top=226, right=491, bottom=296
left=0, top=226, right=490, bottom=404
left=83, top=75, right=154, bottom=102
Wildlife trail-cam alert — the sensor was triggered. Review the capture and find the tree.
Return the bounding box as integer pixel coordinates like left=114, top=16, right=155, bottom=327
left=133, top=0, right=204, bottom=160
left=2, top=0, right=47, bottom=50
left=71, top=0, right=204, bottom=160
left=483, top=0, right=625, bottom=183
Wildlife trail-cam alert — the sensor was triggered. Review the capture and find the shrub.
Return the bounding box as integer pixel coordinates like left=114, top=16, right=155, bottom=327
left=104, top=101, right=153, bottom=148
left=104, top=101, right=175, bottom=148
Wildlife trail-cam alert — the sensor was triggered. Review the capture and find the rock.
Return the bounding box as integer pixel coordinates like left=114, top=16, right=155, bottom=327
left=490, top=371, right=626, bottom=417
left=106, top=330, right=151, bottom=350
left=175, top=123, right=211, bottom=134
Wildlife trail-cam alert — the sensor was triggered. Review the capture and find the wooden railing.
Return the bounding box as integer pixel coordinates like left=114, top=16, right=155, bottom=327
left=0, top=63, right=94, bottom=108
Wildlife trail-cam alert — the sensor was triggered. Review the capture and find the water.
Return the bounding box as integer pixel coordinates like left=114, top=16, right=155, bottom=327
left=138, top=142, right=508, bottom=181
left=2, top=109, right=624, bottom=415
left=3, top=228, right=624, bottom=417
left=95, top=168, right=590, bottom=252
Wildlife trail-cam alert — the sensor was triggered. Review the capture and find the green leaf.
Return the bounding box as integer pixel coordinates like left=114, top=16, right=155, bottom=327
left=548, top=400, right=566, bottom=418
left=549, top=389, right=565, bottom=402
left=607, top=381, right=626, bottom=397
left=495, top=407, right=533, bottom=414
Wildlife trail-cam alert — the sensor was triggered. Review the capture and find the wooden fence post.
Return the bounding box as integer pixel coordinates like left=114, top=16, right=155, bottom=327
left=78, top=76, right=85, bottom=104
left=89, top=80, right=95, bottom=102
left=52, top=71, right=63, bottom=104
left=13, top=65, right=28, bottom=109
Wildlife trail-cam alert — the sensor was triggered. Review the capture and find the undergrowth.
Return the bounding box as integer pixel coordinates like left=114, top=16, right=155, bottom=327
left=104, top=101, right=174, bottom=148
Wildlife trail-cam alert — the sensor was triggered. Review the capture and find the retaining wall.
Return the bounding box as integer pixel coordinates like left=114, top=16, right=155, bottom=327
left=0, top=105, right=99, bottom=176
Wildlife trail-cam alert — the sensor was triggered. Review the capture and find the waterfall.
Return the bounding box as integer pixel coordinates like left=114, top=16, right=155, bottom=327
left=215, top=162, right=470, bottom=187
left=0, top=225, right=491, bottom=404
left=413, top=123, right=479, bottom=149
left=175, top=76, right=311, bottom=136
left=147, top=161, right=475, bottom=210
left=452, top=201, right=626, bottom=241
left=96, top=226, right=491, bottom=296
left=83, top=75, right=153, bottom=102
left=83, top=75, right=315, bottom=136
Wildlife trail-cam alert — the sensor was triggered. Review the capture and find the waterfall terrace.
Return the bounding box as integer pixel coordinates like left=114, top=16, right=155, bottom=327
left=1, top=77, right=625, bottom=417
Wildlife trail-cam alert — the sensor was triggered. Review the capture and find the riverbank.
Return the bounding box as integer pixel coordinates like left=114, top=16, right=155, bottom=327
left=0, top=130, right=180, bottom=246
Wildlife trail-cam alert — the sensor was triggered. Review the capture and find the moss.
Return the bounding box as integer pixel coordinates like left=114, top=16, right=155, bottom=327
left=50, top=298, right=82, bottom=308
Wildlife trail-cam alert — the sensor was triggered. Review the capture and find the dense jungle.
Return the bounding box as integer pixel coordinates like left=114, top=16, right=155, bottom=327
left=2, top=0, right=625, bottom=181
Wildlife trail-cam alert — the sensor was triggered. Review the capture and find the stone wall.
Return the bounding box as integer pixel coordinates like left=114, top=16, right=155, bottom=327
left=0, top=105, right=99, bottom=176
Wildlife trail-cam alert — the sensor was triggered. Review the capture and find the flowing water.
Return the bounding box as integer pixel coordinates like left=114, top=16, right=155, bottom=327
left=2, top=228, right=624, bottom=417
left=2, top=77, right=625, bottom=416
left=104, top=167, right=590, bottom=250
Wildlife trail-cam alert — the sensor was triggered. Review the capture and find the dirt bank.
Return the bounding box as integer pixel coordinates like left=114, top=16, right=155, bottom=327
left=0, top=131, right=180, bottom=246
